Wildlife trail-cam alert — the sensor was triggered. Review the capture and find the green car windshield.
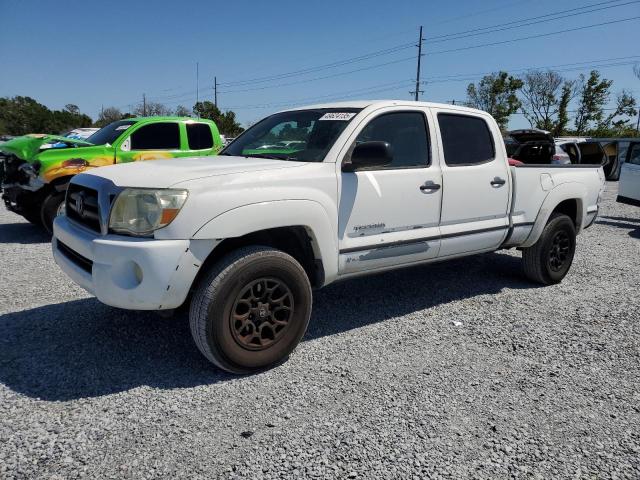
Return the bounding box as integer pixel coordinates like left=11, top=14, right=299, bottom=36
left=222, top=108, right=362, bottom=162
left=86, top=119, right=136, bottom=146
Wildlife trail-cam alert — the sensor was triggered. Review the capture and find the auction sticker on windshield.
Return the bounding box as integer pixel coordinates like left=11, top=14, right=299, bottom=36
left=318, top=112, right=357, bottom=121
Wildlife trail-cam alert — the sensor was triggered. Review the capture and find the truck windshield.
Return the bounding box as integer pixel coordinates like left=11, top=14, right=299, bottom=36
left=222, top=108, right=362, bottom=162
left=86, top=120, right=136, bottom=146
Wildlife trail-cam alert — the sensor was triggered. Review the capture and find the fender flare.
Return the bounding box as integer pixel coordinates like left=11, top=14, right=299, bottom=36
left=192, top=199, right=339, bottom=283
left=521, top=182, right=587, bottom=248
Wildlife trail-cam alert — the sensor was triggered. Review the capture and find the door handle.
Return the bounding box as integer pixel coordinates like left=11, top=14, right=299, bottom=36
left=420, top=182, right=441, bottom=192
left=490, top=177, right=506, bottom=186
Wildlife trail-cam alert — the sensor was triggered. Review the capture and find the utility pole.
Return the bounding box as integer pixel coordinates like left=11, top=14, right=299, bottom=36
left=214, top=76, right=218, bottom=107
left=142, top=93, right=146, bottom=116
left=196, top=62, right=199, bottom=105
left=410, top=26, right=425, bottom=101
left=636, top=109, right=640, bottom=133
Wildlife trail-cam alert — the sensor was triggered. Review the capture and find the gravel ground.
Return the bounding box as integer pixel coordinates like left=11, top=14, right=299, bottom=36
left=0, top=182, right=639, bottom=479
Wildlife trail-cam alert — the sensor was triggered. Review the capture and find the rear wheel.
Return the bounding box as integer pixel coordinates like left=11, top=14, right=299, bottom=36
left=522, top=213, right=576, bottom=285
left=189, top=246, right=312, bottom=374
left=40, top=192, right=66, bottom=235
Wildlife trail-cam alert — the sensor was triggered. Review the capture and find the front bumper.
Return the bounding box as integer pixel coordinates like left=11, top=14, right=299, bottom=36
left=52, top=215, right=217, bottom=310
left=2, top=184, right=38, bottom=214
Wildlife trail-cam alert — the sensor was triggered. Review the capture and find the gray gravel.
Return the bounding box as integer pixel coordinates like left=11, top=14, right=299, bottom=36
left=1, top=182, right=639, bottom=479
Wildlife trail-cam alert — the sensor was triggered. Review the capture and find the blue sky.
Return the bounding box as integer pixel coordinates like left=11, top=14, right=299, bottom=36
left=1, top=0, right=638, bottom=129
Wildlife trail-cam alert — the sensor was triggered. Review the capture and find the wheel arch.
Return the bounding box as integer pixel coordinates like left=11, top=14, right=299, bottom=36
left=191, top=200, right=339, bottom=288
left=521, top=183, right=586, bottom=248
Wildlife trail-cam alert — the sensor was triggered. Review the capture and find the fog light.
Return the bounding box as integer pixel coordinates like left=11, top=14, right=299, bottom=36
left=133, top=262, right=143, bottom=284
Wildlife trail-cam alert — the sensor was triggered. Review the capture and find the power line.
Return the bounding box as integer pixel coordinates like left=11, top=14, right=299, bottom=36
left=219, top=42, right=416, bottom=87
left=119, top=54, right=639, bottom=111
left=219, top=56, right=416, bottom=94
left=224, top=80, right=415, bottom=110
left=114, top=10, right=640, bottom=108
left=216, top=12, right=640, bottom=92
left=426, top=16, right=640, bottom=56
left=201, top=0, right=640, bottom=90
left=425, top=0, right=638, bottom=42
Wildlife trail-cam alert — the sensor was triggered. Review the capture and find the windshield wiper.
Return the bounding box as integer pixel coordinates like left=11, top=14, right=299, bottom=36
left=243, top=153, right=291, bottom=160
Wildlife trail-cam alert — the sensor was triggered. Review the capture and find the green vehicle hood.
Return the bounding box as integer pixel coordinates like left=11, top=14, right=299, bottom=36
left=0, top=134, right=94, bottom=162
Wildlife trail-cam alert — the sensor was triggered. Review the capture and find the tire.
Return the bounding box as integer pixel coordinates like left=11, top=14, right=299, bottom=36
left=189, top=246, right=312, bottom=374
left=21, top=204, right=42, bottom=225
left=40, top=192, right=66, bottom=235
left=522, top=213, right=576, bottom=285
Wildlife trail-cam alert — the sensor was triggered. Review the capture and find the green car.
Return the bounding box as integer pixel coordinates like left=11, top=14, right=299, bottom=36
left=1, top=117, right=222, bottom=232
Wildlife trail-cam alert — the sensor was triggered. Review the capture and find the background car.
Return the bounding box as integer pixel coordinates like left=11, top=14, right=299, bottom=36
left=617, top=140, right=640, bottom=206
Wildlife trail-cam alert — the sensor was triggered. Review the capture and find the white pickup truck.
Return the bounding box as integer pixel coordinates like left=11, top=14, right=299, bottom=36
left=52, top=101, right=605, bottom=373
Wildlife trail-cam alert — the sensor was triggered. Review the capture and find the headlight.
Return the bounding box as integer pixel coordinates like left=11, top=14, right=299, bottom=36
left=109, top=188, right=188, bottom=236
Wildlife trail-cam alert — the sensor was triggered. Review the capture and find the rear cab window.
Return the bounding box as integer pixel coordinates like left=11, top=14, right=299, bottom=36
left=186, top=123, right=214, bottom=150
left=438, top=113, right=495, bottom=166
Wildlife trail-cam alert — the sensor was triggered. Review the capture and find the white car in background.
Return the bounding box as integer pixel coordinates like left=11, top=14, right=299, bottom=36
left=40, top=128, right=100, bottom=149
left=617, top=140, right=640, bottom=207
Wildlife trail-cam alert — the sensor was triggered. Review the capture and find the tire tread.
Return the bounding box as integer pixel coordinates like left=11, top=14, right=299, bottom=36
left=189, top=246, right=310, bottom=373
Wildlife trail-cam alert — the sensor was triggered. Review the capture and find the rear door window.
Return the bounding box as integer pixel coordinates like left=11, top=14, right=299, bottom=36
left=186, top=123, right=214, bottom=150
left=130, top=122, right=180, bottom=150
left=438, top=113, right=495, bottom=166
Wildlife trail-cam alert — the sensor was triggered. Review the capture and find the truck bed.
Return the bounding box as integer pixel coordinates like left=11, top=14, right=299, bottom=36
left=505, top=164, right=605, bottom=247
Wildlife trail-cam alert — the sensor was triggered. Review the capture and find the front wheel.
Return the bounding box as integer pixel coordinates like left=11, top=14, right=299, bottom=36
left=522, top=213, right=576, bottom=285
left=189, top=246, right=312, bottom=374
left=40, top=192, right=66, bottom=235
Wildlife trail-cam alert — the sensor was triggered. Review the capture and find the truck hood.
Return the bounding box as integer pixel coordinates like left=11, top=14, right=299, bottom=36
left=0, top=134, right=93, bottom=161
left=79, top=155, right=308, bottom=188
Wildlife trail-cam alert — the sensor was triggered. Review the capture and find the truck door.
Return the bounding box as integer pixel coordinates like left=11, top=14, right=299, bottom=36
left=618, top=142, right=640, bottom=205
left=116, top=122, right=182, bottom=163
left=435, top=111, right=511, bottom=257
left=338, top=108, right=442, bottom=274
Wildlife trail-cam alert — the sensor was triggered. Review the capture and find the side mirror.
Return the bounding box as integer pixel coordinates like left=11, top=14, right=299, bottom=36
left=343, top=141, right=392, bottom=172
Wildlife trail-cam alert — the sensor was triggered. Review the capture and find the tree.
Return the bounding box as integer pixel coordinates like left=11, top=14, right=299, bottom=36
left=520, top=70, right=565, bottom=131
left=553, top=81, right=575, bottom=137
left=174, top=105, right=191, bottom=117
left=591, top=90, right=637, bottom=136
left=64, top=104, right=80, bottom=115
left=95, top=106, right=124, bottom=127
left=466, top=71, right=523, bottom=130
left=133, top=101, right=172, bottom=117
left=0, top=96, right=92, bottom=135
left=193, top=101, right=244, bottom=136
left=573, top=71, right=612, bottom=135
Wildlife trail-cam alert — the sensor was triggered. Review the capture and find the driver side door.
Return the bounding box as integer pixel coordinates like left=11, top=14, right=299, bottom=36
left=338, top=108, right=442, bottom=275
left=116, top=121, right=182, bottom=163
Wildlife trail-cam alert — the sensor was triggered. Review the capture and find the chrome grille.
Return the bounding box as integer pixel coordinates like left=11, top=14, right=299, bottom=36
left=66, top=183, right=101, bottom=232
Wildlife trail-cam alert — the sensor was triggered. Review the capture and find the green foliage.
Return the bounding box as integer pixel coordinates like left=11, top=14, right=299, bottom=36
left=590, top=90, right=637, bottom=136
left=466, top=71, right=523, bottom=130
left=573, top=71, right=613, bottom=135
left=0, top=96, right=92, bottom=136
left=193, top=101, right=244, bottom=137
left=552, top=82, right=574, bottom=137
